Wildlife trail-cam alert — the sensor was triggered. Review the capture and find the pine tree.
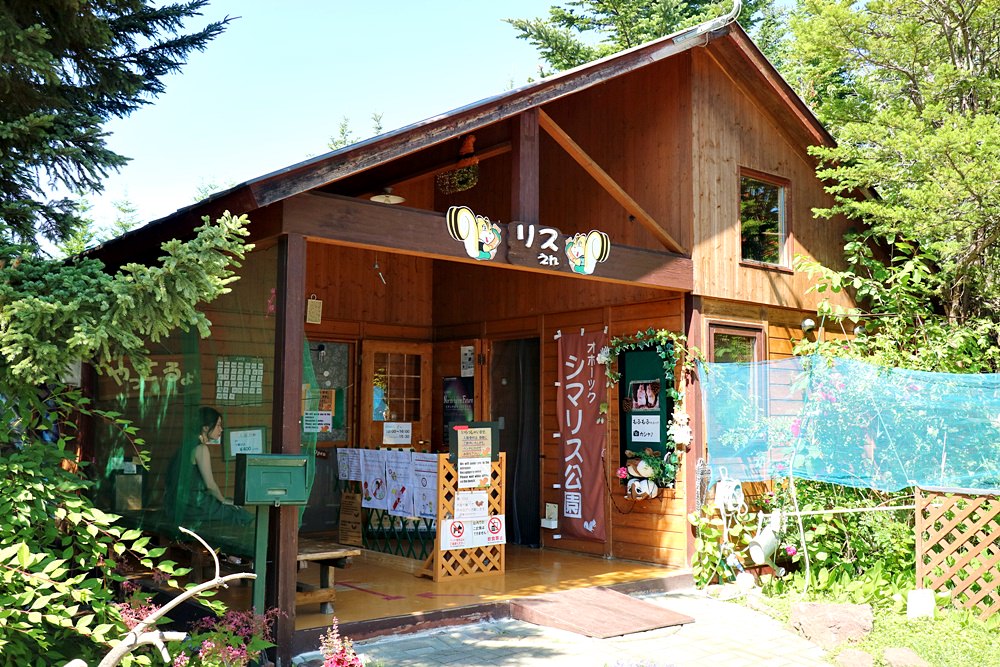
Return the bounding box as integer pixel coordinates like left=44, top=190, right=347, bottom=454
left=506, top=0, right=774, bottom=74
left=0, top=0, right=231, bottom=248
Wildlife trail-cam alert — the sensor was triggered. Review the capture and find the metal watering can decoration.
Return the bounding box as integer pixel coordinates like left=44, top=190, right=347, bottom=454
left=748, top=510, right=787, bottom=577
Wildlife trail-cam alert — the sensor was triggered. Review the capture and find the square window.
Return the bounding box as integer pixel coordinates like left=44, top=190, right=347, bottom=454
left=740, top=174, right=786, bottom=265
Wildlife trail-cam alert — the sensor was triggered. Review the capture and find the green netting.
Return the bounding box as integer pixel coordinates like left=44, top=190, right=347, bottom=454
left=90, top=246, right=316, bottom=559
left=699, top=355, right=1000, bottom=492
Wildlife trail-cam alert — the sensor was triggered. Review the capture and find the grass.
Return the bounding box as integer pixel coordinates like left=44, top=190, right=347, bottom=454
left=833, top=609, right=1000, bottom=667
left=737, top=591, right=999, bottom=666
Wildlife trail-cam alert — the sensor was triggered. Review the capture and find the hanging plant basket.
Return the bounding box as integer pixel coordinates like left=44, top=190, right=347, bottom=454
left=436, top=164, right=479, bottom=195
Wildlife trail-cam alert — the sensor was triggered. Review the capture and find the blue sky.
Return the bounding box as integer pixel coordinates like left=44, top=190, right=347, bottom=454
left=92, top=1, right=554, bottom=228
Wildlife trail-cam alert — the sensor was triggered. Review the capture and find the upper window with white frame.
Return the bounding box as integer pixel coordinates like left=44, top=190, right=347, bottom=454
left=740, top=170, right=788, bottom=266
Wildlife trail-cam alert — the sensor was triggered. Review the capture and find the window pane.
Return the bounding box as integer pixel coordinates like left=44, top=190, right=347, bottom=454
left=713, top=333, right=756, bottom=363
left=740, top=176, right=783, bottom=264
left=373, top=352, right=423, bottom=422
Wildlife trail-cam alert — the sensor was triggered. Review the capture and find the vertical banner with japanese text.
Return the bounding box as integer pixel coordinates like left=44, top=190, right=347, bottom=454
left=556, top=331, right=608, bottom=541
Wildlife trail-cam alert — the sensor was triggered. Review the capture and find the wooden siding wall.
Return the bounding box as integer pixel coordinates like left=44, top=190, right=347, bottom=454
left=432, top=261, right=674, bottom=328
left=303, top=242, right=434, bottom=342
left=540, top=54, right=693, bottom=251
left=430, top=261, right=691, bottom=565
left=690, top=49, right=857, bottom=312
left=94, top=246, right=278, bottom=504
left=541, top=299, right=689, bottom=565
left=700, top=298, right=852, bottom=362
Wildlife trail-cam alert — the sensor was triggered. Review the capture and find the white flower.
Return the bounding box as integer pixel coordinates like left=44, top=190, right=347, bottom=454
left=668, top=422, right=693, bottom=446
left=596, top=346, right=612, bottom=365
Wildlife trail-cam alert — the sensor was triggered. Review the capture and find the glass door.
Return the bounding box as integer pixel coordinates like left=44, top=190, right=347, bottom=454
left=360, top=341, right=432, bottom=450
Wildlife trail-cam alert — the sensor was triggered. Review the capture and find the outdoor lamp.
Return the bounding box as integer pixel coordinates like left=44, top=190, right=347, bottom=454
left=370, top=187, right=405, bottom=205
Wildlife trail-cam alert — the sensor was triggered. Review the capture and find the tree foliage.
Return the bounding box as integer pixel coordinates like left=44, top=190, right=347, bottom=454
left=780, top=0, right=1000, bottom=369
left=0, top=0, right=231, bottom=248
left=0, top=213, right=249, bottom=663
left=506, top=0, right=773, bottom=73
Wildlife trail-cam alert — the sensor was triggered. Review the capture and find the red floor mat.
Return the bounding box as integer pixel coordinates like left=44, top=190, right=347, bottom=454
left=510, top=587, right=695, bottom=638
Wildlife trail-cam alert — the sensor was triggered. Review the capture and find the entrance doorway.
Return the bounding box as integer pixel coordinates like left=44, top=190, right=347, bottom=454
left=490, top=338, right=540, bottom=547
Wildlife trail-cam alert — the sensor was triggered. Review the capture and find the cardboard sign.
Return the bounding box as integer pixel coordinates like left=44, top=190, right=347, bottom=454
left=338, top=491, right=363, bottom=547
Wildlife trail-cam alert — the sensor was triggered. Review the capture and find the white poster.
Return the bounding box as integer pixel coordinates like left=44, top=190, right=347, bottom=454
left=631, top=414, right=660, bottom=442
left=440, top=515, right=506, bottom=550
left=458, top=457, right=491, bottom=489
left=360, top=449, right=389, bottom=510
left=454, top=490, right=488, bottom=519
left=412, top=453, right=439, bottom=520
left=302, top=411, right=321, bottom=434
left=460, top=345, right=475, bottom=378
left=385, top=450, right=415, bottom=517
left=346, top=448, right=362, bottom=481
left=228, top=428, right=264, bottom=457
left=317, top=411, right=333, bottom=433
left=382, top=422, right=412, bottom=445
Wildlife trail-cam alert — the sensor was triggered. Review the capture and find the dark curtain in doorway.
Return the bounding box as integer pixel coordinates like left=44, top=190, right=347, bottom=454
left=491, top=338, right=540, bottom=547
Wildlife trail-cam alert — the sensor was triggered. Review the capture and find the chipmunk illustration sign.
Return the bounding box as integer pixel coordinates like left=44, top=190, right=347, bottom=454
left=565, top=230, right=611, bottom=275
left=446, top=206, right=613, bottom=275
left=507, top=222, right=611, bottom=275
left=446, top=205, right=501, bottom=261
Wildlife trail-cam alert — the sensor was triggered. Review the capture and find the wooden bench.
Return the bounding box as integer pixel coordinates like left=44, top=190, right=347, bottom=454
left=295, top=538, right=361, bottom=614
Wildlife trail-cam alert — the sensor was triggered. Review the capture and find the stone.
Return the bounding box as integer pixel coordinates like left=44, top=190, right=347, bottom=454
left=836, top=648, right=874, bottom=667
left=790, top=602, right=874, bottom=649
left=883, top=647, right=930, bottom=667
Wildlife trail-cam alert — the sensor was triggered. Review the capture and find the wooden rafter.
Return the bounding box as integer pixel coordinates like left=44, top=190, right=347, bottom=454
left=537, top=109, right=687, bottom=255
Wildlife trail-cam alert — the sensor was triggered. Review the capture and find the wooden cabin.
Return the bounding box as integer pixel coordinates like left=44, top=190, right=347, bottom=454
left=87, top=20, right=858, bottom=661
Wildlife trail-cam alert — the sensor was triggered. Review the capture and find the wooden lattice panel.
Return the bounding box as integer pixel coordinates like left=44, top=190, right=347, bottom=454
left=420, top=453, right=506, bottom=582
left=916, top=488, right=999, bottom=620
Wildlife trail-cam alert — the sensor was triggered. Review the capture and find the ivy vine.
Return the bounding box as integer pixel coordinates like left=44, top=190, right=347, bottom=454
left=598, top=327, right=697, bottom=400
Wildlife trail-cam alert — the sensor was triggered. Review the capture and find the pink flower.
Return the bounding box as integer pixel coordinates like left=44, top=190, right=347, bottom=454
left=790, top=419, right=801, bottom=437
left=616, top=467, right=628, bottom=479
left=785, top=545, right=797, bottom=556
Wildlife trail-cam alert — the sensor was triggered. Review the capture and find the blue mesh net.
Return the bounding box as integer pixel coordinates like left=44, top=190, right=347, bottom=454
left=699, top=355, right=1000, bottom=493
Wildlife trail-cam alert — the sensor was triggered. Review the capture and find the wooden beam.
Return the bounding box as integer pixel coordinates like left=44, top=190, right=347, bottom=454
left=536, top=109, right=687, bottom=255
left=511, top=111, right=540, bottom=224
left=268, top=233, right=306, bottom=667
left=282, top=193, right=693, bottom=291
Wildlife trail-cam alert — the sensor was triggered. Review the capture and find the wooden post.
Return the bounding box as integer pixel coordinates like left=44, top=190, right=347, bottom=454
left=683, top=293, right=703, bottom=566
left=511, top=109, right=540, bottom=225
left=269, top=232, right=306, bottom=666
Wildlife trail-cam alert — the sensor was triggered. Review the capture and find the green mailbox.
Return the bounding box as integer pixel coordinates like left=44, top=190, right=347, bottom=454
left=234, top=453, right=310, bottom=506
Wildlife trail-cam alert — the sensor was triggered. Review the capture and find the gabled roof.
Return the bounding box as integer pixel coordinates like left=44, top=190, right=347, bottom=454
left=94, top=18, right=834, bottom=258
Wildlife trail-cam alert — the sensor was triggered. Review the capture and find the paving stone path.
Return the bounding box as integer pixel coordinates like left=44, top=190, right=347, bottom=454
left=293, top=589, right=829, bottom=667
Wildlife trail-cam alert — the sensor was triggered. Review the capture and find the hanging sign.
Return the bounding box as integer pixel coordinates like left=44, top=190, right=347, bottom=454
left=506, top=223, right=611, bottom=276
left=455, top=426, right=492, bottom=489
left=412, top=452, right=439, bottom=520
left=556, top=331, right=609, bottom=542
left=382, top=422, right=412, bottom=445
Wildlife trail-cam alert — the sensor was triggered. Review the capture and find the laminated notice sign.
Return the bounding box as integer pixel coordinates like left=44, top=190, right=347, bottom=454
left=441, top=515, right=506, bottom=550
